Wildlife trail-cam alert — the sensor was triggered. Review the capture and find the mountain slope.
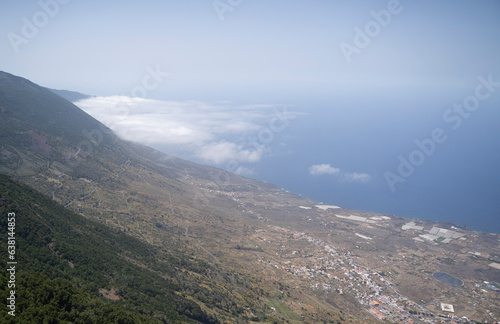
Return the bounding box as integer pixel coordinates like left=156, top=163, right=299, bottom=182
left=0, top=71, right=359, bottom=322
left=0, top=174, right=217, bottom=323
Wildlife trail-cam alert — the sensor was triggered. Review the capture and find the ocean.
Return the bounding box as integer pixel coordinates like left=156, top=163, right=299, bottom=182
left=249, top=93, right=500, bottom=234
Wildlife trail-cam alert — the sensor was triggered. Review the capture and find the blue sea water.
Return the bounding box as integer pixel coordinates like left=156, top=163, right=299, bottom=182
left=250, top=93, right=500, bottom=234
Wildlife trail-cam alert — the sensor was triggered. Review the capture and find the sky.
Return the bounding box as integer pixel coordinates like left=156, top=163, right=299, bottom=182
left=2, top=1, right=499, bottom=100
left=1, top=0, right=500, bottom=231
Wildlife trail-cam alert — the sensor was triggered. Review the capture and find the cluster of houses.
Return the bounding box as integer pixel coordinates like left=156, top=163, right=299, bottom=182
left=259, top=226, right=475, bottom=323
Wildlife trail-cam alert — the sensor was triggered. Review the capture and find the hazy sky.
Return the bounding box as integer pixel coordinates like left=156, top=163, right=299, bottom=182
left=1, top=0, right=499, bottom=101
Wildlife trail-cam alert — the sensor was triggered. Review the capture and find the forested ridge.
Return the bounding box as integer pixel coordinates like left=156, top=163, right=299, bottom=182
left=0, top=174, right=220, bottom=323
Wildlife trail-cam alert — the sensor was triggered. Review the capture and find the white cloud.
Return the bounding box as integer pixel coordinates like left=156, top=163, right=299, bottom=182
left=308, top=163, right=371, bottom=183
left=234, top=166, right=256, bottom=176
left=75, top=96, right=296, bottom=165
left=196, top=141, right=266, bottom=165
left=342, top=172, right=372, bottom=183
left=309, top=164, right=340, bottom=175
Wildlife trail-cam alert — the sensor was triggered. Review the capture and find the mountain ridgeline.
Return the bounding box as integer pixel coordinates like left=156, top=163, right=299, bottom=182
left=0, top=71, right=356, bottom=323
left=47, top=88, right=92, bottom=102
left=0, top=174, right=217, bottom=323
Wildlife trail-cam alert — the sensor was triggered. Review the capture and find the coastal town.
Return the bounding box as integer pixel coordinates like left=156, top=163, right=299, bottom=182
left=252, top=223, right=500, bottom=323
left=190, top=175, right=499, bottom=323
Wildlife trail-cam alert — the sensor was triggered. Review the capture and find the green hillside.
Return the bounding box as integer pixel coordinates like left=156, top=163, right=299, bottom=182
left=0, top=174, right=219, bottom=323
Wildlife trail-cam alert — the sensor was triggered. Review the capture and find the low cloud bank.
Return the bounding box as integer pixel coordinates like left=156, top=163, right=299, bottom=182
left=75, top=96, right=296, bottom=169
